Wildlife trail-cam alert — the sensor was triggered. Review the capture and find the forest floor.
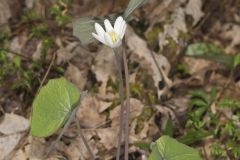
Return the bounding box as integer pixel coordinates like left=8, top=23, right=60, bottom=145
left=1, top=0, right=240, bottom=159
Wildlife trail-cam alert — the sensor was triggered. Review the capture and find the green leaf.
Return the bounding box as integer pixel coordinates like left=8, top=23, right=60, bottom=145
left=124, top=0, right=147, bottom=19
left=185, top=42, right=234, bottom=68
left=73, top=15, right=117, bottom=44
left=73, top=17, right=96, bottom=44
left=163, top=118, right=173, bottom=136
left=149, top=136, right=202, bottom=160
left=189, top=90, right=209, bottom=103
left=218, top=99, right=240, bottom=109
left=190, top=99, right=208, bottom=107
left=179, top=129, right=211, bottom=145
left=134, top=141, right=151, bottom=151
left=234, top=54, right=240, bottom=67
left=30, top=77, right=81, bottom=137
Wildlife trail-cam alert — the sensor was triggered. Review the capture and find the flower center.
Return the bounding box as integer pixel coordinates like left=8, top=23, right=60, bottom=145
left=109, top=31, right=118, bottom=43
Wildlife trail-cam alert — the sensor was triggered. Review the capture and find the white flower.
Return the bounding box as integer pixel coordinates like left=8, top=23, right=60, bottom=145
left=92, top=16, right=127, bottom=48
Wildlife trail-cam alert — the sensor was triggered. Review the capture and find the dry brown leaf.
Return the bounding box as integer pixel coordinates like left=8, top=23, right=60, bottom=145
left=0, top=0, right=11, bottom=25
left=96, top=128, right=118, bottom=150
left=77, top=96, right=106, bottom=128
left=55, top=40, right=79, bottom=65
left=222, top=24, right=240, bottom=53
left=185, top=0, right=204, bottom=25
left=0, top=113, right=29, bottom=135
left=65, top=63, right=87, bottom=90
left=126, top=27, right=171, bottom=98
left=159, top=8, right=187, bottom=48
left=14, top=136, right=61, bottom=160
left=158, top=0, right=204, bottom=48
left=0, top=134, right=21, bottom=160
left=31, top=41, right=43, bottom=60
left=8, top=33, right=28, bottom=59
left=63, top=135, right=97, bottom=160
left=184, top=57, right=212, bottom=74
left=110, top=98, right=144, bottom=127
left=92, top=46, right=117, bottom=95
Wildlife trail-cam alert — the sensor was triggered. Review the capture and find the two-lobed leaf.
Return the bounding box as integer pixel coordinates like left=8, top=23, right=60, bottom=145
left=30, top=77, right=80, bottom=137
left=149, top=136, right=202, bottom=160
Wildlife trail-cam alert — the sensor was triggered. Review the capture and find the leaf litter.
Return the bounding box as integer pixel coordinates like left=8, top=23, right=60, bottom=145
left=1, top=0, right=240, bottom=159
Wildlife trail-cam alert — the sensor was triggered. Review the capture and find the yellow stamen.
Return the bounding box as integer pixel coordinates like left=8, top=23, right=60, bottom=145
left=109, top=31, right=118, bottom=43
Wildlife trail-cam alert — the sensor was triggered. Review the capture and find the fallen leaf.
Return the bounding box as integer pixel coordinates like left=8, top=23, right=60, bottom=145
left=110, top=98, right=144, bottom=127
left=126, top=27, right=171, bottom=98
left=185, top=0, right=204, bottom=25
left=96, top=128, right=118, bottom=150
left=0, top=113, right=29, bottom=135
left=0, top=134, right=22, bottom=160
left=0, top=0, right=11, bottom=25
left=55, top=40, right=79, bottom=65
left=65, top=63, right=88, bottom=90
left=77, top=96, right=106, bottom=128
left=92, top=46, right=117, bottom=95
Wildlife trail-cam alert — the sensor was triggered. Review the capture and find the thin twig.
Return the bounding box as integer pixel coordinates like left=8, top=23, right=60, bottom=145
left=211, top=69, right=234, bottom=110
left=75, top=91, right=95, bottom=159
left=76, top=116, right=96, bottom=160
left=122, top=39, right=130, bottom=160
left=37, top=51, right=57, bottom=93
left=113, top=49, right=126, bottom=160
left=6, top=48, right=33, bottom=61
left=149, top=50, right=172, bottom=88
left=45, top=103, right=78, bottom=158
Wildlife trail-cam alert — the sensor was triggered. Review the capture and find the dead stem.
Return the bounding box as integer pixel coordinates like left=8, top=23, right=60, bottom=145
left=37, top=51, right=57, bottom=93
left=45, top=91, right=95, bottom=159
left=75, top=91, right=95, bottom=160
left=113, top=49, right=125, bottom=160
left=45, top=103, right=77, bottom=158
left=122, top=39, right=130, bottom=160
left=76, top=117, right=96, bottom=160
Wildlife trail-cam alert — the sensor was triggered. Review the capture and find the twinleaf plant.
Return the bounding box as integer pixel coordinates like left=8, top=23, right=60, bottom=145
left=30, top=78, right=80, bottom=137
left=149, top=136, right=201, bottom=160
left=30, top=78, right=95, bottom=159
left=73, top=0, right=146, bottom=160
left=73, top=0, right=203, bottom=160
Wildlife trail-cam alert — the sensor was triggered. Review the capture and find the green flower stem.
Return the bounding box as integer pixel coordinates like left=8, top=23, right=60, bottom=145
left=123, top=39, right=130, bottom=160
left=113, top=48, right=126, bottom=160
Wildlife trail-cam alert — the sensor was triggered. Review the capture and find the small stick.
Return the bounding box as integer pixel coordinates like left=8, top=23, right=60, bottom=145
left=37, top=51, right=57, bottom=93
left=113, top=49, right=126, bottom=160
left=45, top=104, right=77, bottom=158
left=122, top=39, right=130, bottom=160
left=45, top=91, right=91, bottom=158
left=75, top=91, right=95, bottom=159
left=76, top=116, right=95, bottom=160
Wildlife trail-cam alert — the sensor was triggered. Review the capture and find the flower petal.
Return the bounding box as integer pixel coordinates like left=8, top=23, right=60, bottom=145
left=104, top=33, right=114, bottom=48
left=95, top=23, right=105, bottom=39
left=104, top=19, right=114, bottom=32
left=92, top=33, right=106, bottom=45
left=114, top=16, right=124, bottom=35
left=120, top=23, right=127, bottom=39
